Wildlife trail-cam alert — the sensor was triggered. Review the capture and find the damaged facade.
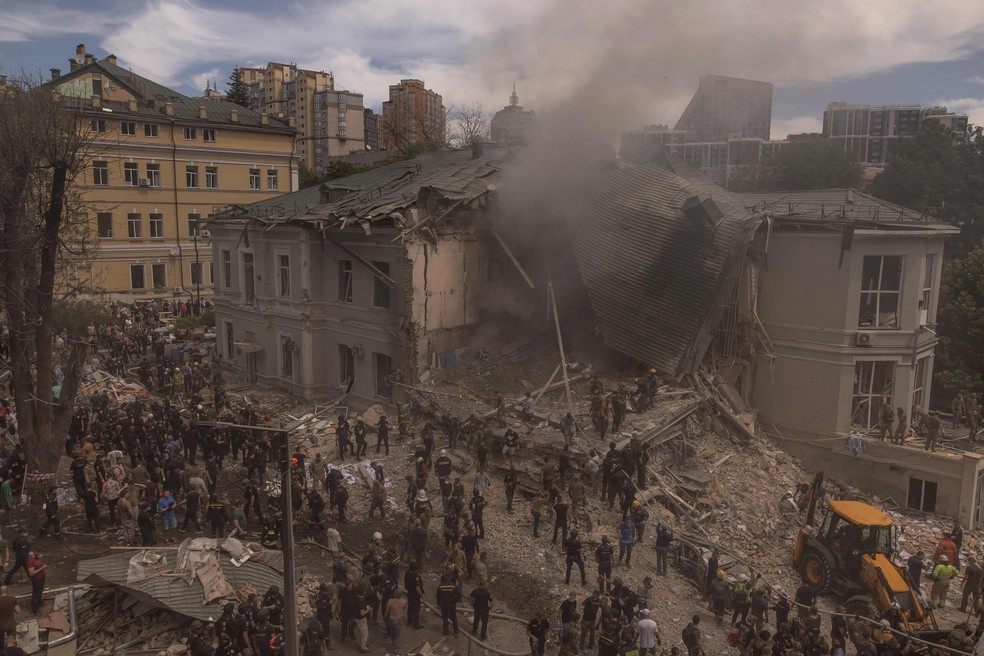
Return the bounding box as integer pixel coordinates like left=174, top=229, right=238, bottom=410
left=206, top=146, right=526, bottom=407
left=209, top=144, right=979, bottom=526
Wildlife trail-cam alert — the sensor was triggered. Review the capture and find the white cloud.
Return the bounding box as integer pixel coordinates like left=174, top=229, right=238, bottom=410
left=7, top=0, right=984, bottom=137
left=966, top=76, right=984, bottom=85
left=771, top=116, right=824, bottom=139
left=931, top=97, right=984, bottom=126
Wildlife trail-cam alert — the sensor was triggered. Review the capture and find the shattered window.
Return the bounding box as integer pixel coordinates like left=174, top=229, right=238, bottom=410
left=858, top=256, right=901, bottom=328
left=374, top=352, right=392, bottom=398
left=852, top=360, right=895, bottom=430
left=338, top=260, right=353, bottom=303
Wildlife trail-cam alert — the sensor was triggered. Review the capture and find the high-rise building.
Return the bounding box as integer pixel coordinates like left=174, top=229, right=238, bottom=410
left=45, top=45, right=295, bottom=302
left=490, top=84, right=537, bottom=145
left=364, top=108, right=380, bottom=152
left=238, top=62, right=366, bottom=171
left=380, top=79, right=445, bottom=151
left=823, top=102, right=969, bottom=164
left=312, top=89, right=365, bottom=172
left=674, top=74, right=773, bottom=142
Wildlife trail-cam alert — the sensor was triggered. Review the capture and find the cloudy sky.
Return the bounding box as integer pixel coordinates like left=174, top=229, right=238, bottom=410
left=3, top=0, right=984, bottom=140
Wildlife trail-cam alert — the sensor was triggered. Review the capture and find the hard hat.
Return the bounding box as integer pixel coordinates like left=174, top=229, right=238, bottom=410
left=372, top=532, right=382, bottom=541
left=441, top=449, right=447, bottom=455
left=649, top=368, right=657, bottom=374
left=416, top=490, right=428, bottom=502
left=717, top=569, right=726, bottom=579
left=417, top=456, right=424, bottom=462
left=739, top=573, right=749, bottom=582
left=939, top=555, right=949, bottom=563
left=632, top=500, right=640, bottom=508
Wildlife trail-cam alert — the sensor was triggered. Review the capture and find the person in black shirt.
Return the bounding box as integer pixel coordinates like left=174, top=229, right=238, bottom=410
left=437, top=573, right=460, bottom=636
left=565, top=530, right=587, bottom=586
left=405, top=563, right=424, bottom=629
left=3, top=531, right=29, bottom=584
left=794, top=584, right=816, bottom=620
left=206, top=496, right=228, bottom=538
left=581, top=589, right=602, bottom=649
left=375, top=416, right=390, bottom=455
left=470, top=492, right=487, bottom=539
left=82, top=486, right=101, bottom=533
left=314, top=583, right=333, bottom=651
left=552, top=500, right=569, bottom=546
left=336, top=487, right=349, bottom=523
left=183, top=489, right=202, bottom=532
left=527, top=611, right=549, bottom=656
left=470, top=583, right=493, bottom=640
left=504, top=466, right=517, bottom=512
left=137, top=502, right=156, bottom=546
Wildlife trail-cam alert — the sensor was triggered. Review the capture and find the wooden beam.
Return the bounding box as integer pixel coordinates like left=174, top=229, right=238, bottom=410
left=321, top=231, right=396, bottom=288
left=492, top=231, right=536, bottom=289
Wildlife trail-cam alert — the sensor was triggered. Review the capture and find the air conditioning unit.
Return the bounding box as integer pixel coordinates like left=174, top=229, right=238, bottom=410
left=854, top=332, right=872, bottom=347
left=138, top=178, right=150, bottom=187
left=173, top=287, right=183, bottom=294
left=200, top=229, right=211, bottom=239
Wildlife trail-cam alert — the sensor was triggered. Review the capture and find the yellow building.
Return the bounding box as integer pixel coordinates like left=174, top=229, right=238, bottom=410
left=49, top=46, right=296, bottom=302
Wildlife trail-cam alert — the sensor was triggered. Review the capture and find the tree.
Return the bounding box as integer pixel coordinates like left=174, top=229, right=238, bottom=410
left=226, top=67, right=251, bottom=108
left=934, top=244, right=984, bottom=406
left=446, top=102, right=491, bottom=148
left=0, top=77, right=104, bottom=471
left=380, top=106, right=446, bottom=154
left=774, top=140, right=863, bottom=191
left=871, top=123, right=984, bottom=258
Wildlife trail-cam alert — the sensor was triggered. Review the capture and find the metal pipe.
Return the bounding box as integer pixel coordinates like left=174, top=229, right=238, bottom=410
left=46, top=587, right=78, bottom=647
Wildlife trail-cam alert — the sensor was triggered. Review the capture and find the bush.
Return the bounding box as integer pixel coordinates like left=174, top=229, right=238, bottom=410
left=174, top=316, right=204, bottom=329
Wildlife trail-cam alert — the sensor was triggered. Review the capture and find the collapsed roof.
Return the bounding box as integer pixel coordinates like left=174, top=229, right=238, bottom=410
left=567, top=162, right=761, bottom=375
left=77, top=539, right=283, bottom=621
left=214, top=147, right=518, bottom=227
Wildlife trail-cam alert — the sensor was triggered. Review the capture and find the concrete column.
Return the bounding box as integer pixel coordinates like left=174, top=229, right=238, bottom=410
left=959, top=451, right=983, bottom=529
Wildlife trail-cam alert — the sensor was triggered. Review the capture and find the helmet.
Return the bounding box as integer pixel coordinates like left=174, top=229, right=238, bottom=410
left=738, top=574, right=749, bottom=582
left=632, top=500, right=640, bottom=508
left=255, top=609, right=270, bottom=622
left=416, top=457, right=424, bottom=463
left=372, top=532, right=383, bottom=541
left=441, top=449, right=447, bottom=455
left=717, top=569, right=726, bottom=579
left=649, top=368, right=657, bottom=374
left=939, top=555, right=949, bottom=563
left=570, top=530, right=578, bottom=538
left=319, top=583, right=329, bottom=592
left=223, top=602, right=235, bottom=613
left=602, top=535, right=610, bottom=543
left=613, top=577, right=623, bottom=587
left=267, top=585, right=279, bottom=595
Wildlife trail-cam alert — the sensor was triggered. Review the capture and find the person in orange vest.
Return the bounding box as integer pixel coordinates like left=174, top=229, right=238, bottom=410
left=933, top=533, right=958, bottom=566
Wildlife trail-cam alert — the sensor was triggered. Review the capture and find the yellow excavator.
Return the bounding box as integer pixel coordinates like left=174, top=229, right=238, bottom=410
left=792, top=471, right=938, bottom=634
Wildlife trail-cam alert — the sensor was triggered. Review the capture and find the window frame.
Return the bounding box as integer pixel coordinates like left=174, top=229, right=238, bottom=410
left=90, top=118, right=108, bottom=133
left=373, top=352, right=393, bottom=398
left=267, top=169, right=279, bottom=191
left=921, top=254, right=935, bottom=325
left=280, top=334, right=295, bottom=379
left=92, top=161, right=109, bottom=186
left=205, top=166, right=218, bottom=189
left=123, top=162, right=139, bottom=186
left=242, top=251, right=255, bottom=303
left=185, top=165, right=199, bottom=188
left=202, top=128, right=217, bottom=143
left=338, top=344, right=354, bottom=387
left=858, top=255, right=902, bottom=329
left=146, top=163, right=161, bottom=187
left=249, top=169, right=261, bottom=190
left=130, top=264, right=146, bottom=290
left=144, top=123, right=159, bottom=138
left=126, top=213, right=142, bottom=239
left=148, top=213, right=164, bottom=239
left=183, top=127, right=198, bottom=140
left=151, top=263, right=167, bottom=289
left=372, top=261, right=391, bottom=309
left=276, top=253, right=291, bottom=298
left=190, top=262, right=204, bottom=287
left=221, top=250, right=232, bottom=289
left=120, top=121, right=136, bottom=136
left=224, top=321, right=235, bottom=358
left=852, top=360, right=896, bottom=430
left=338, top=259, right=353, bottom=303
left=97, top=212, right=113, bottom=239
left=188, top=214, right=201, bottom=237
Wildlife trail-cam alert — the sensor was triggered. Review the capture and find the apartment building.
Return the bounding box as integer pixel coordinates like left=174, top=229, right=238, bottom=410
left=48, top=45, right=296, bottom=302
left=674, top=74, right=773, bottom=142
left=380, top=79, right=446, bottom=151
left=823, top=102, right=968, bottom=164
left=312, top=89, right=366, bottom=172
left=239, top=62, right=365, bottom=171
left=490, top=85, right=537, bottom=145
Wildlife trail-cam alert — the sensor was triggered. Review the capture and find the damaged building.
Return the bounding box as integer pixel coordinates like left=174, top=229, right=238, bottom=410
left=207, top=144, right=981, bottom=526
left=205, top=145, right=531, bottom=407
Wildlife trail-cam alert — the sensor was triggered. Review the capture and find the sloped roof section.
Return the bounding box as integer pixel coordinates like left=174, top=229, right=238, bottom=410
left=739, top=189, right=957, bottom=232
left=568, top=163, right=760, bottom=374
left=49, top=60, right=292, bottom=132
left=77, top=548, right=283, bottom=621
left=218, top=147, right=516, bottom=224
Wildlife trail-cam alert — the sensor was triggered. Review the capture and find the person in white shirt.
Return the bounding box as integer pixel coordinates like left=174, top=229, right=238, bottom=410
left=637, top=609, right=661, bottom=656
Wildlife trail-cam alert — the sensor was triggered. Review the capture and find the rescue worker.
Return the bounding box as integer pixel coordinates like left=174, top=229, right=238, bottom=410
left=565, top=529, right=587, bottom=586
left=709, top=569, right=730, bottom=623
left=595, top=535, right=615, bottom=592
left=930, top=555, right=958, bottom=608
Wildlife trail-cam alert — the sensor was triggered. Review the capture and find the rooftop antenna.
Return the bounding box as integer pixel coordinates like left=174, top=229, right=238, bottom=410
left=509, top=83, right=519, bottom=107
